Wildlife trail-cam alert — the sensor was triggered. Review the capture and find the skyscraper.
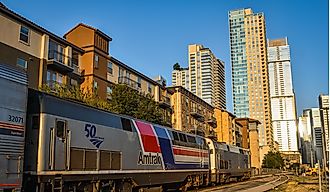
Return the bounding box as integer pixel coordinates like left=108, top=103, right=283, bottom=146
left=172, top=67, right=189, bottom=89
left=298, top=110, right=312, bottom=164
left=307, top=108, right=324, bottom=166
left=188, top=44, right=226, bottom=109
left=318, top=94, right=329, bottom=160
left=229, top=8, right=273, bottom=148
left=267, top=38, right=298, bottom=152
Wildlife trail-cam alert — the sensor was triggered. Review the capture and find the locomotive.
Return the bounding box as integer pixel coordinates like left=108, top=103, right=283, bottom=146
left=22, top=90, right=250, bottom=192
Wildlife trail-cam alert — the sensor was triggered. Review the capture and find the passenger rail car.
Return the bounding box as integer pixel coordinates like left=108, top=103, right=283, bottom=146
left=23, top=90, right=210, bottom=192
left=0, top=64, right=28, bottom=192
left=206, top=138, right=250, bottom=183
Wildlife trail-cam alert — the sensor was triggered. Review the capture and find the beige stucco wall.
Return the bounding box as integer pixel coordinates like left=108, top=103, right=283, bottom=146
left=249, top=122, right=261, bottom=169
left=214, top=109, right=235, bottom=145
left=0, top=13, right=43, bottom=58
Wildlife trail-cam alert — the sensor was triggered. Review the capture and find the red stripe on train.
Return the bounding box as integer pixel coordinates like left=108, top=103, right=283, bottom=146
left=0, top=183, right=20, bottom=187
left=134, top=120, right=161, bottom=153
left=0, top=121, right=24, bottom=129
left=173, top=148, right=208, bottom=157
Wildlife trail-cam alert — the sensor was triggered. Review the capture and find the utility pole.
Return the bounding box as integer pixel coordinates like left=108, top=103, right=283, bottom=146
left=318, top=160, right=322, bottom=192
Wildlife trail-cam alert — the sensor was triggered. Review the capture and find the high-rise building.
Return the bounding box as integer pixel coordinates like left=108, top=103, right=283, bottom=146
left=298, top=110, right=312, bottom=164
left=188, top=44, right=226, bottom=109
left=229, top=8, right=273, bottom=149
left=172, top=67, right=189, bottom=89
left=267, top=38, right=298, bottom=152
left=307, top=108, right=324, bottom=166
left=318, top=94, right=329, bottom=159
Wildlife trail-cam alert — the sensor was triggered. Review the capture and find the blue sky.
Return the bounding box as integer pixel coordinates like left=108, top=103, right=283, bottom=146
left=2, top=0, right=328, bottom=115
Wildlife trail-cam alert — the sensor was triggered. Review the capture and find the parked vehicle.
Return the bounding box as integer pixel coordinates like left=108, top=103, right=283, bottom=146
left=0, top=64, right=28, bottom=191
left=305, top=167, right=318, bottom=176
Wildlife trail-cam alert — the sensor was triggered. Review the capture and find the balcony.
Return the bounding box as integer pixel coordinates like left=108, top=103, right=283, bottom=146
left=118, top=76, right=140, bottom=91
left=159, top=95, right=171, bottom=109
left=206, top=117, right=217, bottom=128
left=190, top=110, right=204, bottom=122
left=71, top=57, right=81, bottom=75
left=47, top=50, right=73, bottom=73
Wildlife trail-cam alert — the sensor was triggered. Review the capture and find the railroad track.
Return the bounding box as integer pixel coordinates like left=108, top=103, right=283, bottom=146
left=189, top=174, right=289, bottom=192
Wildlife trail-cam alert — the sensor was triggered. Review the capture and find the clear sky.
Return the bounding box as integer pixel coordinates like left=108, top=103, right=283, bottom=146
left=2, top=0, right=328, bottom=115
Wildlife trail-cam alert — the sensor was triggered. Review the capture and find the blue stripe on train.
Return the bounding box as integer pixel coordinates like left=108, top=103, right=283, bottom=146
left=153, top=126, right=175, bottom=169
left=153, top=125, right=209, bottom=170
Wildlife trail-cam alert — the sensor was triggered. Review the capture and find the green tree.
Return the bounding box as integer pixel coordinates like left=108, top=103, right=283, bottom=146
left=108, top=84, right=164, bottom=125
left=262, top=151, right=284, bottom=169
left=173, top=62, right=181, bottom=70
left=136, top=94, right=164, bottom=125
left=40, top=83, right=166, bottom=126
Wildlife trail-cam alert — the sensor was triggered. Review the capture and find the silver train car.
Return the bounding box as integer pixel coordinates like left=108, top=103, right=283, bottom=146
left=23, top=90, right=210, bottom=192
left=0, top=64, right=28, bottom=191
left=206, top=138, right=250, bottom=184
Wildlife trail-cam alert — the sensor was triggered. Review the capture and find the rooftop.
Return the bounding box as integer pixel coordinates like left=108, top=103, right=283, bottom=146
left=64, top=23, right=112, bottom=41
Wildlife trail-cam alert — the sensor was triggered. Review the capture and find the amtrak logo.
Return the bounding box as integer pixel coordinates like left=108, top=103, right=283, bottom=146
left=84, top=124, right=104, bottom=148
left=138, top=151, right=162, bottom=165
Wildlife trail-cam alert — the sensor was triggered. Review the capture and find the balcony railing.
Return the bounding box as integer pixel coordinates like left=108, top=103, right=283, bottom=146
left=48, top=50, right=72, bottom=66
left=206, top=116, right=217, bottom=128
left=118, top=76, right=140, bottom=90
left=190, top=110, right=204, bottom=122
left=48, top=50, right=74, bottom=73
left=159, top=95, right=171, bottom=109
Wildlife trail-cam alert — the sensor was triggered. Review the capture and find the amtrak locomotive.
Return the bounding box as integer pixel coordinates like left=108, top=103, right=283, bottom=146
left=21, top=90, right=250, bottom=192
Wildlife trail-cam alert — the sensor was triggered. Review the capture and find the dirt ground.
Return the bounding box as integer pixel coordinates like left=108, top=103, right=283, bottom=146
left=270, top=175, right=328, bottom=192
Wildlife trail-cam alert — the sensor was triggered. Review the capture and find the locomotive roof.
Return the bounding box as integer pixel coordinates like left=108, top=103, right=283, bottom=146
left=28, top=89, right=206, bottom=140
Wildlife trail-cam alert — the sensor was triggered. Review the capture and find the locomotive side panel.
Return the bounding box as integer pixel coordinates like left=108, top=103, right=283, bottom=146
left=35, top=108, right=164, bottom=172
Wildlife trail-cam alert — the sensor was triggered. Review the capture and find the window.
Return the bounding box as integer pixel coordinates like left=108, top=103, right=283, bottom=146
left=56, top=120, right=66, bottom=139
left=187, top=135, right=196, bottom=143
left=137, top=77, right=141, bottom=88
left=46, top=70, right=63, bottom=86
left=179, top=133, right=187, bottom=142
left=93, top=81, right=98, bottom=89
left=17, top=58, right=27, bottom=69
left=58, top=74, right=63, bottom=84
left=119, top=67, right=123, bottom=77
left=19, top=26, right=29, bottom=44
left=121, top=118, right=132, bottom=132
left=94, top=55, right=99, bottom=68
left=147, top=82, right=152, bottom=93
left=107, top=86, right=112, bottom=99
left=107, top=61, right=113, bottom=74
left=172, top=131, right=179, bottom=141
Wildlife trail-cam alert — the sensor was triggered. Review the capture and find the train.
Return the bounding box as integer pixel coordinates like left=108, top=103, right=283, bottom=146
left=0, top=64, right=251, bottom=192
left=0, top=64, right=28, bottom=192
